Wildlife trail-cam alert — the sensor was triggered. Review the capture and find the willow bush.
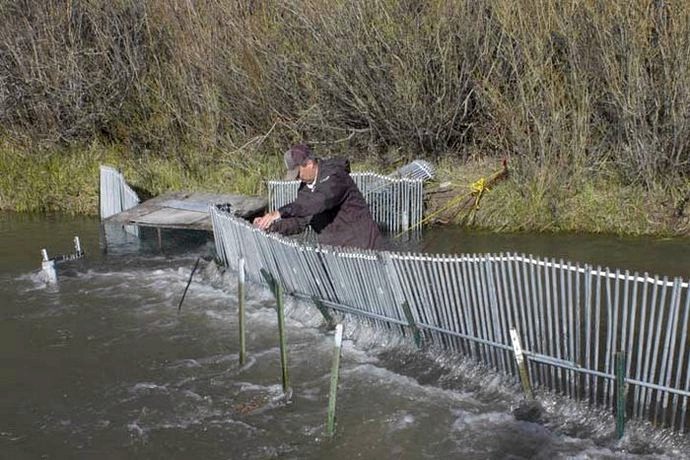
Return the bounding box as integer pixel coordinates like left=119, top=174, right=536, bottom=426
left=1, top=0, right=689, bottom=197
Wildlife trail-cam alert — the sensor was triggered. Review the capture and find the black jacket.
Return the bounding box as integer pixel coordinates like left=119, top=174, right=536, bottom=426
left=271, top=158, right=384, bottom=250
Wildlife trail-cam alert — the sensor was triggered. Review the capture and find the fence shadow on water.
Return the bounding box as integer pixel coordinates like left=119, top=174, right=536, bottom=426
left=211, top=205, right=690, bottom=434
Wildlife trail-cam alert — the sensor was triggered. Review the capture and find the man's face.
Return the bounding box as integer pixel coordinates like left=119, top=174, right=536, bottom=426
left=298, top=160, right=317, bottom=183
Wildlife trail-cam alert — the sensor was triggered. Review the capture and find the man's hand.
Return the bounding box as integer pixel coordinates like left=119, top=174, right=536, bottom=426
left=253, top=210, right=281, bottom=230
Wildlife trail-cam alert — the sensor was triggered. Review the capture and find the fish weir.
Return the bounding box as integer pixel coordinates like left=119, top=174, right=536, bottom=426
left=211, top=205, right=690, bottom=434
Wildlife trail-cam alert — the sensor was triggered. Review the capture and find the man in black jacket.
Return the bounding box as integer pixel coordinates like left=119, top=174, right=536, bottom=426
left=253, top=144, right=384, bottom=250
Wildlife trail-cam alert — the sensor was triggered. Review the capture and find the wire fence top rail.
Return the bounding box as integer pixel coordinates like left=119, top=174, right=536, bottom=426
left=394, top=253, right=689, bottom=288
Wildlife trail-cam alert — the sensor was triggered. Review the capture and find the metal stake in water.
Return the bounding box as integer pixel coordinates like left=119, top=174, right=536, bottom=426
left=73, top=236, right=82, bottom=256
left=238, top=257, right=247, bottom=366
left=40, top=249, right=57, bottom=284
left=312, top=296, right=336, bottom=330
left=276, top=281, right=290, bottom=395
left=401, top=301, right=422, bottom=348
left=327, top=324, right=343, bottom=437
left=510, top=327, right=533, bottom=399
left=616, top=351, right=627, bottom=439
left=177, top=257, right=201, bottom=313
left=260, top=268, right=291, bottom=395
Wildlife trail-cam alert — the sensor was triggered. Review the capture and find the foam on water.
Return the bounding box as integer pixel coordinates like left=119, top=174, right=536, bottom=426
left=386, top=411, right=416, bottom=433
left=130, top=382, right=168, bottom=393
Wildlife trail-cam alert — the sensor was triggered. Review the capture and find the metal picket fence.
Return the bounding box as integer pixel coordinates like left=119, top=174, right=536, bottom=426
left=267, top=173, right=423, bottom=234
left=100, top=165, right=141, bottom=238
left=211, top=205, right=690, bottom=433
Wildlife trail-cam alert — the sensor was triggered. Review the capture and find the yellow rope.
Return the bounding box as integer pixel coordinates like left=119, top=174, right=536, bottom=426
left=394, top=163, right=507, bottom=239
left=470, top=177, right=488, bottom=210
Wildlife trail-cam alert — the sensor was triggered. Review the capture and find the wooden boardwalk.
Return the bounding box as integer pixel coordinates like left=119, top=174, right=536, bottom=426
left=103, top=191, right=266, bottom=232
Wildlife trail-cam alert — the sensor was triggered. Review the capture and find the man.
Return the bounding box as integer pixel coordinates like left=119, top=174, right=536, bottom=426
left=253, top=144, right=385, bottom=250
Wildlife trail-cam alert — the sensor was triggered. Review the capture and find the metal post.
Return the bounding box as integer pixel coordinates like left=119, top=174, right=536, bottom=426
left=510, top=328, right=533, bottom=399
left=401, top=301, right=422, bottom=348
left=40, top=249, right=57, bottom=284
left=327, top=324, right=344, bottom=437
left=616, top=351, right=627, bottom=438
left=312, top=297, right=336, bottom=330
left=238, top=258, right=247, bottom=366
left=177, top=257, right=201, bottom=313
left=263, top=269, right=290, bottom=396
left=276, top=281, right=290, bottom=395
left=73, top=236, right=82, bottom=256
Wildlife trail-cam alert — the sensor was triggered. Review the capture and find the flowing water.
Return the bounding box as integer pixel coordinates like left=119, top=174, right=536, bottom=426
left=1, top=212, right=688, bottom=459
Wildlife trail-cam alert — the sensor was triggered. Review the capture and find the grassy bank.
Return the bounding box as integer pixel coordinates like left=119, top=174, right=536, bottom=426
left=430, top=158, right=689, bottom=237
left=1, top=141, right=688, bottom=237
left=0, top=141, right=281, bottom=214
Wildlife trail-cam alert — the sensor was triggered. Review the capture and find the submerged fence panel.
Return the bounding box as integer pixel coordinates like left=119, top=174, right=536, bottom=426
left=210, top=206, right=690, bottom=433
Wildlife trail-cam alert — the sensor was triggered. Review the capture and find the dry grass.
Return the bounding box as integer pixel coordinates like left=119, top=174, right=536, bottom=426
left=1, top=1, right=689, bottom=233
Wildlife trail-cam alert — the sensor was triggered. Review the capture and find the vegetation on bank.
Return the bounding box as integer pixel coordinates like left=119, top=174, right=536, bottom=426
left=1, top=142, right=685, bottom=237
left=0, top=1, right=689, bottom=236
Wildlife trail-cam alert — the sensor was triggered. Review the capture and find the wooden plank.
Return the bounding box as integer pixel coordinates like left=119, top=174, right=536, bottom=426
left=162, top=199, right=212, bottom=213
left=103, top=191, right=267, bottom=231
left=133, top=208, right=207, bottom=226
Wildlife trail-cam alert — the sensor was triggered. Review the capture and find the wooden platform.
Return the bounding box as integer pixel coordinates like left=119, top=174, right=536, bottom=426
left=103, top=191, right=267, bottom=231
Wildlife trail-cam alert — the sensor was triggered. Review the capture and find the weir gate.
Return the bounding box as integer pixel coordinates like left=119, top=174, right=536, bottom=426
left=102, top=165, right=690, bottom=434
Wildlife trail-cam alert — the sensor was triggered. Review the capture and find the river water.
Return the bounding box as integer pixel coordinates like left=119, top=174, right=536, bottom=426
left=1, top=212, right=688, bottom=459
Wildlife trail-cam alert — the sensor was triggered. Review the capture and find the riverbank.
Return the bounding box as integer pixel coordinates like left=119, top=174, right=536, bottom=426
left=3, top=1, right=690, bottom=237
left=1, top=142, right=688, bottom=238
left=428, top=157, right=690, bottom=237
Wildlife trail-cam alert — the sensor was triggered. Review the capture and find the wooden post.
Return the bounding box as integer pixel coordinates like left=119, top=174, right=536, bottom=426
left=510, top=328, right=534, bottom=399
left=238, top=257, right=247, bottom=366
left=615, top=351, right=627, bottom=438
left=327, top=324, right=343, bottom=437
